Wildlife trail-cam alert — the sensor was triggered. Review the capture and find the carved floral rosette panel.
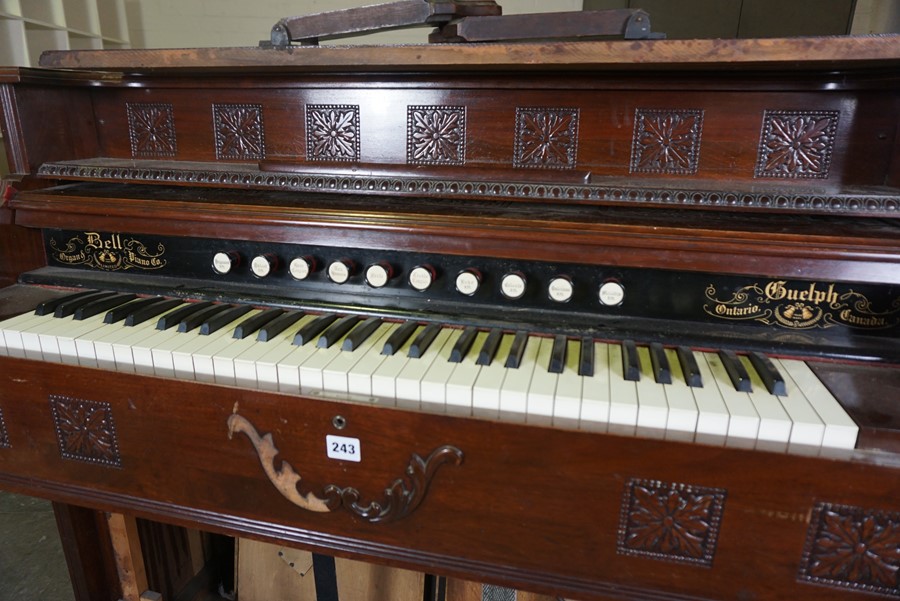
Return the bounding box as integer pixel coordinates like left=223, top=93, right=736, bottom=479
left=407, top=105, right=466, bottom=165
left=799, top=502, right=900, bottom=596
left=306, top=104, right=360, bottom=162
left=513, top=107, right=579, bottom=169
left=213, top=103, right=265, bottom=160
left=630, top=109, right=703, bottom=175
left=49, top=395, right=121, bottom=468
left=126, top=102, right=177, bottom=158
left=0, top=407, right=9, bottom=449
left=755, top=110, right=839, bottom=179
left=617, top=478, right=726, bottom=566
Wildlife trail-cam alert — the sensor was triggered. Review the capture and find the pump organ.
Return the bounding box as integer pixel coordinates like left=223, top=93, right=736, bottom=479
left=0, top=22, right=899, bottom=601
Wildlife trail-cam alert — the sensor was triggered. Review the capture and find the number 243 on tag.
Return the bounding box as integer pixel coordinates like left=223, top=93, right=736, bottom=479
left=326, top=435, right=361, bottom=462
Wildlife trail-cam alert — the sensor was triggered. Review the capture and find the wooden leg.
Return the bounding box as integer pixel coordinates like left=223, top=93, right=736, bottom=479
left=53, top=502, right=122, bottom=601
left=106, top=512, right=161, bottom=601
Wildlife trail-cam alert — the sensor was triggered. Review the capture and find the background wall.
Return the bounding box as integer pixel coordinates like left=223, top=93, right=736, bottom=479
left=124, top=0, right=899, bottom=48
left=125, top=0, right=584, bottom=48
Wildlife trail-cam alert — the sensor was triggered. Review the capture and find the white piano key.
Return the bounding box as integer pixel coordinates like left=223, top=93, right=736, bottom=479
left=111, top=310, right=185, bottom=373
left=445, top=331, right=490, bottom=417
left=471, top=333, right=516, bottom=419
left=607, top=342, right=638, bottom=436
left=662, top=348, right=699, bottom=443
left=1, top=311, right=54, bottom=358
left=369, top=325, right=426, bottom=402
left=691, top=353, right=729, bottom=446
left=275, top=328, right=329, bottom=394
left=40, top=312, right=115, bottom=364
left=578, top=342, right=610, bottom=432
left=526, top=337, right=558, bottom=426
left=777, top=359, right=859, bottom=451
left=348, top=323, right=410, bottom=398
left=419, top=328, right=462, bottom=410
left=21, top=313, right=80, bottom=360
left=395, top=328, right=456, bottom=410
left=552, top=339, right=583, bottom=428
left=149, top=323, right=208, bottom=378
left=635, top=346, right=668, bottom=439
left=234, top=314, right=314, bottom=390
left=322, top=323, right=395, bottom=393
left=183, top=311, right=263, bottom=382
left=771, top=359, right=826, bottom=454
left=297, top=319, right=359, bottom=391
left=741, top=356, right=791, bottom=453
left=702, top=352, right=759, bottom=448
left=499, top=335, right=541, bottom=423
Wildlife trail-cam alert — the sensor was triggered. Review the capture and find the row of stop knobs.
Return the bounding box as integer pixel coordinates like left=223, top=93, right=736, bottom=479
left=212, top=251, right=625, bottom=305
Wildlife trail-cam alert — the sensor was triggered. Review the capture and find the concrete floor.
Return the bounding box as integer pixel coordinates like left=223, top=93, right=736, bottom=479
left=0, top=492, right=74, bottom=601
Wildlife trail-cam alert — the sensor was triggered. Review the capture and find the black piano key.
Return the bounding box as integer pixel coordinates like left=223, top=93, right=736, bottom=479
left=621, top=339, right=641, bottom=382
left=504, top=331, right=528, bottom=369
left=156, top=301, right=214, bottom=330
left=178, top=303, right=233, bottom=333
left=126, top=298, right=183, bottom=327
left=409, top=324, right=441, bottom=359
left=200, top=304, right=252, bottom=335
left=293, top=314, right=338, bottom=346
left=257, top=311, right=305, bottom=342
left=649, top=342, right=672, bottom=384
left=73, top=293, right=138, bottom=320
left=449, top=327, right=477, bottom=363
left=748, top=352, right=787, bottom=396
left=105, top=296, right=164, bottom=324
left=53, top=290, right=117, bottom=318
left=578, top=337, right=594, bottom=377
left=34, top=289, right=100, bottom=316
left=548, top=335, right=567, bottom=374
left=341, top=317, right=382, bottom=351
left=233, top=308, right=283, bottom=339
left=382, top=321, right=418, bottom=356
left=719, top=349, right=752, bottom=392
left=318, top=315, right=361, bottom=348
left=476, top=328, right=502, bottom=366
left=676, top=346, right=703, bottom=387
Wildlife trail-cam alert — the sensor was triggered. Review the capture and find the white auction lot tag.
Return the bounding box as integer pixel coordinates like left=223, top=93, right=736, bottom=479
left=326, top=435, right=361, bottom=462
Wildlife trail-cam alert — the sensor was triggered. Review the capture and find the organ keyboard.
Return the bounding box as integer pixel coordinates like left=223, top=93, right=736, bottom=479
left=0, top=290, right=862, bottom=454
left=0, top=16, right=899, bottom=601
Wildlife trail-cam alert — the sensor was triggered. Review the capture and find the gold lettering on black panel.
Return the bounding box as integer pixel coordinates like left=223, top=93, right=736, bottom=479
left=49, top=232, right=166, bottom=272
left=704, top=281, right=899, bottom=330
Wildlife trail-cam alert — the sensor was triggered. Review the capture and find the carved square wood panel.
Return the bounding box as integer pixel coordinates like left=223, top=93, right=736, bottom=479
left=513, top=107, right=579, bottom=169
left=407, top=106, right=466, bottom=165
left=617, top=478, right=726, bottom=566
left=49, top=395, right=121, bottom=468
left=306, top=104, right=360, bottom=162
left=213, top=103, right=265, bottom=160
left=126, top=102, right=177, bottom=157
left=799, top=502, right=900, bottom=596
left=755, top=110, right=839, bottom=179
left=630, top=109, right=704, bottom=174
left=0, top=407, right=9, bottom=449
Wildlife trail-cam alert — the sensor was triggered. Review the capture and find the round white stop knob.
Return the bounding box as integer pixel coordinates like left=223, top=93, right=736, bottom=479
left=598, top=280, right=625, bottom=306
left=548, top=276, right=574, bottom=303
left=500, top=272, right=527, bottom=300
left=455, top=269, right=482, bottom=296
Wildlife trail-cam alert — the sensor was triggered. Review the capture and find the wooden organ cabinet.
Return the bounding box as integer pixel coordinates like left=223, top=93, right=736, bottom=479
left=0, top=4, right=898, bottom=600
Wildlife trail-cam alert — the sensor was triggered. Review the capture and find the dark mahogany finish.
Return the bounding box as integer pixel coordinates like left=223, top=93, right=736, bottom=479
left=1, top=36, right=899, bottom=601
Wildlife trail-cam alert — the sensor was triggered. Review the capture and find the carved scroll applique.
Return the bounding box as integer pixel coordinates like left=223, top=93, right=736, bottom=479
left=228, top=413, right=463, bottom=523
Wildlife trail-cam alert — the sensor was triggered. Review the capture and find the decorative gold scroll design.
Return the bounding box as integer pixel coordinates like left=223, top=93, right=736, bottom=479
left=49, top=232, right=166, bottom=272
left=703, top=282, right=900, bottom=330
left=227, top=413, right=463, bottom=523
